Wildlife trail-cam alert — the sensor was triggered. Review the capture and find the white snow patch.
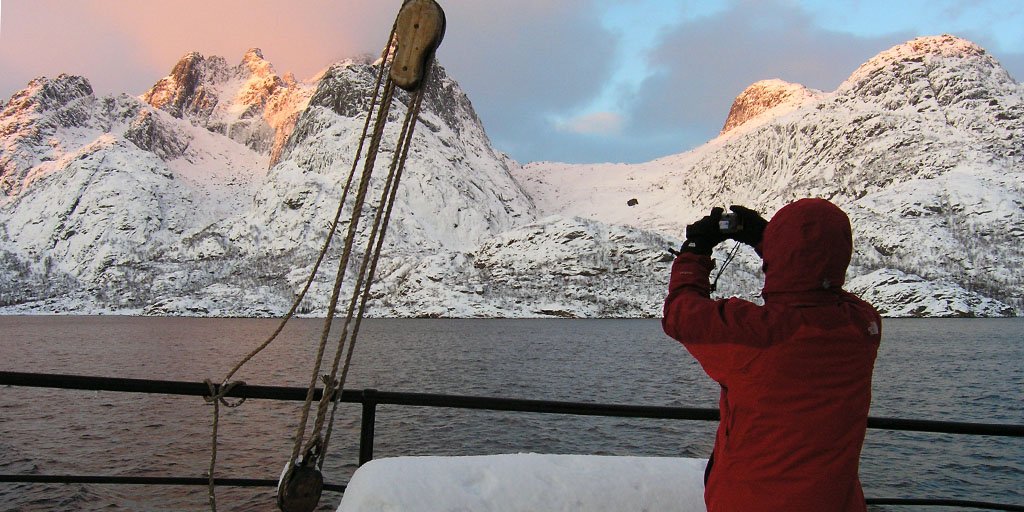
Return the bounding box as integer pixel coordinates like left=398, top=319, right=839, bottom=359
left=336, top=454, right=707, bottom=512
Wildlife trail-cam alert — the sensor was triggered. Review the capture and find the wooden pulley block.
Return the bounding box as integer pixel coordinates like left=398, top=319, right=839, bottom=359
left=391, top=0, right=446, bottom=91
left=277, top=463, right=324, bottom=512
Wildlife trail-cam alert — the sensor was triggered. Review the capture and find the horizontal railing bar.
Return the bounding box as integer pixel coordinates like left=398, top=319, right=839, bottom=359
left=2, top=371, right=1022, bottom=437
left=866, top=416, right=1024, bottom=437
left=5, top=474, right=1018, bottom=510
left=0, top=370, right=324, bottom=402
left=866, top=497, right=1024, bottom=511
left=0, top=474, right=345, bottom=493
left=363, top=388, right=721, bottom=421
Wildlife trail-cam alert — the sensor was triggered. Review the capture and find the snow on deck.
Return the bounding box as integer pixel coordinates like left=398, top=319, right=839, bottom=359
left=336, top=454, right=708, bottom=512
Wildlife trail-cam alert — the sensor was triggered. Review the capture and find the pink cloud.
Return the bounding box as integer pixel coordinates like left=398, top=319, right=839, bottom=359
left=89, top=1, right=397, bottom=78
left=0, top=1, right=402, bottom=96
left=556, top=111, right=625, bottom=136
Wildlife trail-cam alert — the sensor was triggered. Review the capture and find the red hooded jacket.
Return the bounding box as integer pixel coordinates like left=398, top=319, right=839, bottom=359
left=663, top=199, right=881, bottom=512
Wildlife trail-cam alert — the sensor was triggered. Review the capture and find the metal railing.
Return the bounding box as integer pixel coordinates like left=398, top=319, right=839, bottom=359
left=1, top=371, right=1022, bottom=510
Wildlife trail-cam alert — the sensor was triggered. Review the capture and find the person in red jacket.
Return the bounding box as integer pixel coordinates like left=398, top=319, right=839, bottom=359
left=663, top=199, right=881, bottom=512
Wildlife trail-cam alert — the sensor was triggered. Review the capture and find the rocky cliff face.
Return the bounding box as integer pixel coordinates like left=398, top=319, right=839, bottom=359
left=0, top=35, right=1020, bottom=317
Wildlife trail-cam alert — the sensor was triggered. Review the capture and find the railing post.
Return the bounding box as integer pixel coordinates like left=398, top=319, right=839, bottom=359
left=359, top=389, right=378, bottom=466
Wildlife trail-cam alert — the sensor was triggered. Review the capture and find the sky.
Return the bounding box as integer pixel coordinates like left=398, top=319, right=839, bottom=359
left=1, top=0, right=1022, bottom=165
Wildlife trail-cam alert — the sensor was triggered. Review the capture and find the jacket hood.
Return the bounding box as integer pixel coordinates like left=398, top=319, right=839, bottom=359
left=761, top=198, right=852, bottom=295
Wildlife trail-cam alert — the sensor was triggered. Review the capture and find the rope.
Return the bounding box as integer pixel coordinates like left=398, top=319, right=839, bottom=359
left=204, top=22, right=399, bottom=512
left=280, top=21, right=439, bottom=509
left=217, top=22, right=397, bottom=389
left=298, top=72, right=432, bottom=465
left=289, top=76, right=398, bottom=468
left=710, top=241, right=742, bottom=293
left=202, top=380, right=245, bottom=512
left=202, top=3, right=443, bottom=507
left=321, top=74, right=432, bottom=461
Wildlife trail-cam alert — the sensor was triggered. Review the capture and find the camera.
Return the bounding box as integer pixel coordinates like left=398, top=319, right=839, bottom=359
left=719, top=212, right=742, bottom=234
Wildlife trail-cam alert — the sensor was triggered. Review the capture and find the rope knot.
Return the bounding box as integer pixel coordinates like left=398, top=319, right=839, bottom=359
left=203, top=379, right=247, bottom=408
left=320, top=374, right=342, bottom=402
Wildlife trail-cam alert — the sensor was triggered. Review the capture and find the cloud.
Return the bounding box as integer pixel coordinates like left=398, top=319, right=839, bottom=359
left=795, top=0, right=1024, bottom=54
left=555, top=111, right=625, bottom=135
left=1, top=0, right=1022, bottom=165
left=626, top=0, right=912, bottom=156
left=0, top=0, right=620, bottom=163
left=85, top=1, right=398, bottom=80
left=997, top=52, right=1024, bottom=82
left=0, top=0, right=399, bottom=97
left=436, top=1, right=620, bottom=161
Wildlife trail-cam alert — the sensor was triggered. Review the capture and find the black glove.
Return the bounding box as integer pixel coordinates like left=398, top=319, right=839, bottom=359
left=680, top=207, right=727, bottom=255
left=727, top=205, right=768, bottom=248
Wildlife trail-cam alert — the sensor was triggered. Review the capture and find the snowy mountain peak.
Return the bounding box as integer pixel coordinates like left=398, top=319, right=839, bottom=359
left=3, top=74, right=94, bottom=116
left=238, top=48, right=280, bottom=93
left=1, top=74, right=112, bottom=199
left=720, top=79, right=820, bottom=134
left=141, top=52, right=227, bottom=118
left=874, top=34, right=988, bottom=63
left=241, top=48, right=270, bottom=69
left=141, top=50, right=315, bottom=160
left=840, top=34, right=1017, bottom=104
left=143, top=48, right=283, bottom=115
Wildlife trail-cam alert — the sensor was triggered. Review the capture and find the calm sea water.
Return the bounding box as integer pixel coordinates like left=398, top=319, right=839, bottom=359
left=0, top=317, right=1021, bottom=511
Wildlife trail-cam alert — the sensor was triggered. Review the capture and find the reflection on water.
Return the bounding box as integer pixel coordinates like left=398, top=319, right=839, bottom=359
left=0, top=317, right=1021, bottom=511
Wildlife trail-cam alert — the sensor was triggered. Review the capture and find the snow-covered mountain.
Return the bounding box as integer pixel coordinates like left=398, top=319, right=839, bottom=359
left=517, top=35, right=1022, bottom=317
left=1, top=35, right=1020, bottom=317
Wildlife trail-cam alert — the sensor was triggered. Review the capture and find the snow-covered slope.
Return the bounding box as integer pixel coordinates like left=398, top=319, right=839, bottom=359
left=517, top=35, right=1022, bottom=317
left=0, top=73, right=267, bottom=307
left=0, top=35, right=1020, bottom=317
left=0, top=49, right=539, bottom=316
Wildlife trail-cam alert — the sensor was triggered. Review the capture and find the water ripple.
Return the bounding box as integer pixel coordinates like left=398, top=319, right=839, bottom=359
left=0, top=317, right=1020, bottom=511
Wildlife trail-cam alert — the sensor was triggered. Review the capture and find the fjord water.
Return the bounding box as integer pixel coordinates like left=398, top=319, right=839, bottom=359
left=0, top=317, right=1021, bottom=511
